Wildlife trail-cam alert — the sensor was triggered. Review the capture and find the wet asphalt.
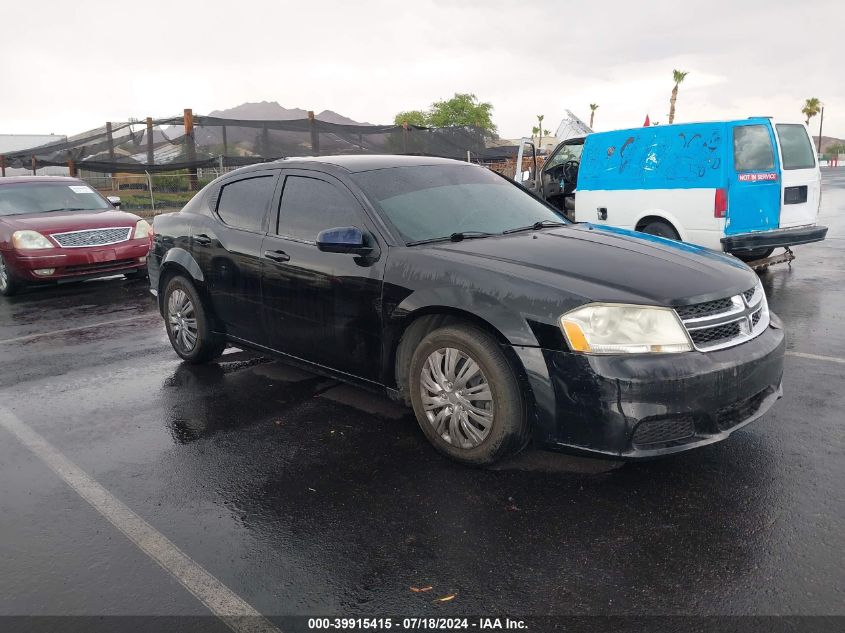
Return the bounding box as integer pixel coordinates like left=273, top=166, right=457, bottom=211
left=0, top=171, right=843, bottom=628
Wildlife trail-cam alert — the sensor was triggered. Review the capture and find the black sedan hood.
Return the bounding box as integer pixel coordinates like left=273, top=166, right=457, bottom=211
left=428, top=223, right=758, bottom=306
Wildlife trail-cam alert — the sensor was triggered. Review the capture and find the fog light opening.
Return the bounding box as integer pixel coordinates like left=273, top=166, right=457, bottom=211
left=33, top=268, right=55, bottom=276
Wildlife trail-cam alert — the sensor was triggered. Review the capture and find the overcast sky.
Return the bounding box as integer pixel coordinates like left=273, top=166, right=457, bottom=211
left=0, top=0, right=841, bottom=140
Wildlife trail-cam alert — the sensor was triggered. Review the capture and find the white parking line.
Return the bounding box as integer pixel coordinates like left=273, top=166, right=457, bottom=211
left=0, top=408, right=281, bottom=633
left=0, top=315, right=155, bottom=345
left=786, top=351, right=845, bottom=365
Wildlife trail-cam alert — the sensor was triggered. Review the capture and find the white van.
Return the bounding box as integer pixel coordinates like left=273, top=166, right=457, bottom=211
left=539, top=118, right=826, bottom=261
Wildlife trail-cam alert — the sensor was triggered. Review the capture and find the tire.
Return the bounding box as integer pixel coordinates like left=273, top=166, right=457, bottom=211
left=734, top=248, right=774, bottom=262
left=639, top=219, right=680, bottom=241
left=162, top=276, right=226, bottom=363
left=0, top=253, right=20, bottom=297
left=408, top=324, right=529, bottom=466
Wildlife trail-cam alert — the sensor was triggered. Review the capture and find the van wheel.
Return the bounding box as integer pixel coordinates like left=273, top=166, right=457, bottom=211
left=408, top=325, right=529, bottom=466
left=735, top=248, right=774, bottom=262
left=639, top=219, right=680, bottom=240
left=163, top=276, right=226, bottom=364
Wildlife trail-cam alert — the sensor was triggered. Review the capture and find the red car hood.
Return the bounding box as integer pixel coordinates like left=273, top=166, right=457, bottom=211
left=0, top=209, right=141, bottom=235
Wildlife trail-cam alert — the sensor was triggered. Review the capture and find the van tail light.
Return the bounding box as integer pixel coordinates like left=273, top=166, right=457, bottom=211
left=714, top=188, right=727, bottom=218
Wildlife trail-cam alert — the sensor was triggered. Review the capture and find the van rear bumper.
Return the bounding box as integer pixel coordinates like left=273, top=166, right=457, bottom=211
left=721, top=225, right=828, bottom=252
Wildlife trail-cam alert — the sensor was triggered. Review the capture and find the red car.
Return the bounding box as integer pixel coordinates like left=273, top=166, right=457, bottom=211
left=0, top=176, right=152, bottom=296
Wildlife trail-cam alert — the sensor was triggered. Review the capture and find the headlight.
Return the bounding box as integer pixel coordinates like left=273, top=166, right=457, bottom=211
left=133, top=219, right=152, bottom=240
left=12, top=230, right=54, bottom=250
left=560, top=303, right=692, bottom=354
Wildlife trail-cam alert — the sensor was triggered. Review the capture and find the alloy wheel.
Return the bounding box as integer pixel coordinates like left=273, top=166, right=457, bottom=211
left=0, top=256, right=8, bottom=292
left=167, top=289, right=198, bottom=353
left=420, top=347, right=494, bottom=449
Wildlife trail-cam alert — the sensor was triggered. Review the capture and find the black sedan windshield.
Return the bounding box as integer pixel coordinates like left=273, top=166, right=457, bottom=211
left=351, top=165, right=566, bottom=243
left=0, top=183, right=110, bottom=216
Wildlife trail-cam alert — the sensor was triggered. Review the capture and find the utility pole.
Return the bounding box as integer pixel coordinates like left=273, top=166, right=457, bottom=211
left=184, top=108, right=197, bottom=191
left=31, top=156, right=37, bottom=176
left=817, top=106, right=825, bottom=155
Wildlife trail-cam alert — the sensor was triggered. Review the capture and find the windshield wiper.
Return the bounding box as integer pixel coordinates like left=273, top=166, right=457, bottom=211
left=43, top=207, right=92, bottom=212
left=502, top=220, right=568, bottom=234
left=407, top=231, right=496, bottom=246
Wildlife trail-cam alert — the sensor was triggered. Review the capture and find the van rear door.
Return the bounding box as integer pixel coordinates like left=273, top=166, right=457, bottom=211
left=726, top=122, right=781, bottom=235
left=774, top=123, right=821, bottom=228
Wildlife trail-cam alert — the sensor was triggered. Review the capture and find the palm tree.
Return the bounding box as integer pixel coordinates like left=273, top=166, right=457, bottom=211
left=668, top=69, right=689, bottom=124
left=536, top=114, right=544, bottom=149
left=802, top=97, right=821, bottom=126
left=589, top=103, right=599, bottom=129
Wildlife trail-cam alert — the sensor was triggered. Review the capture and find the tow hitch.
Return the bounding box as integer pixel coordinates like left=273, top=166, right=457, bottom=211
left=746, top=247, right=795, bottom=271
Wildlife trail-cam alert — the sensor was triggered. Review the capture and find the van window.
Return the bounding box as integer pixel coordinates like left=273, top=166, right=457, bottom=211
left=776, top=124, right=816, bottom=170
left=733, top=125, right=774, bottom=172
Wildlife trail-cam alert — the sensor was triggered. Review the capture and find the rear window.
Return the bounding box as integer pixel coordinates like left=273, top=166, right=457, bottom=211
left=733, top=125, right=775, bottom=172
left=776, top=124, right=816, bottom=170
left=216, top=175, right=275, bottom=232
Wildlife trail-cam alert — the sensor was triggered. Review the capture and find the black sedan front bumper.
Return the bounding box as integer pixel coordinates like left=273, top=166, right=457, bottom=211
left=514, top=318, right=785, bottom=458
left=721, top=225, right=827, bottom=252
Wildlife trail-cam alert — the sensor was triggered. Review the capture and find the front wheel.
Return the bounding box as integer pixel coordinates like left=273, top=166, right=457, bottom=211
left=163, top=276, right=226, bottom=363
left=409, top=325, right=529, bottom=466
left=0, top=253, right=20, bottom=297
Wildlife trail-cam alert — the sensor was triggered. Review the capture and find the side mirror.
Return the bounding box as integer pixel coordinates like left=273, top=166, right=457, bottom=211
left=107, top=195, right=121, bottom=208
left=521, top=170, right=531, bottom=182
left=316, top=226, right=373, bottom=256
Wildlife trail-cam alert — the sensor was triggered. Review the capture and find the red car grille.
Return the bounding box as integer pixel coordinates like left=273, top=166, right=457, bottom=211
left=51, top=227, right=132, bottom=248
left=63, top=259, right=137, bottom=274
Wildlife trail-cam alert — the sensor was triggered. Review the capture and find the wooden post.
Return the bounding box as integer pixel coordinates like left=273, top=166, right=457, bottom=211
left=31, top=156, right=37, bottom=175
left=0, top=155, right=5, bottom=177
left=402, top=121, right=409, bottom=154
left=67, top=158, right=77, bottom=178
left=105, top=122, right=115, bottom=161
left=308, top=110, right=320, bottom=155
left=184, top=108, right=198, bottom=191
left=261, top=124, right=269, bottom=157
left=146, top=117, right=155, bottom=166
left=222, top=125, right=228, bottom=157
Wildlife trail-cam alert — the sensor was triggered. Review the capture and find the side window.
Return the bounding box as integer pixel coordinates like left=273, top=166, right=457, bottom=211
left=277, top=176, right=360, bottom=241
left=733, top=125, right=775, bottom=172
left=216, top=175, right=275, bottom=232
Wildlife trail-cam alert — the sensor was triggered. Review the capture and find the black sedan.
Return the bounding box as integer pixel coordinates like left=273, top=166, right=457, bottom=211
left=148, top=155, right=785, bottom=465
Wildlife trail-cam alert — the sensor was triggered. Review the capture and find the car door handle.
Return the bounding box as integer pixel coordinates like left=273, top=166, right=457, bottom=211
left=263, top=249, right=290, bottom=263
left=192, top=234, right=212, bottom=246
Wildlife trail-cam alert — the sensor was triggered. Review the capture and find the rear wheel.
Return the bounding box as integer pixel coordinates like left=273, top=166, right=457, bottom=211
left=639, top=219, right=680, bottom=241
left=0, top=253, right=20, bottom=297
left=163, top=276, right=226, bottom=363
left=734, top=248, right=774, bottom=262
left=408, top=325, right=529, bottom=466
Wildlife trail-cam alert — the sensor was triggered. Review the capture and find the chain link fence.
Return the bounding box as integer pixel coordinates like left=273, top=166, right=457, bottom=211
left=80, top=168, right=236, bottom=216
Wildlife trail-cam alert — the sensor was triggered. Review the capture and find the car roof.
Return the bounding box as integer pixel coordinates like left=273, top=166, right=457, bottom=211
left=0, top=176, right=84, bottom=186
left=233, top=154, right=470, bottom=176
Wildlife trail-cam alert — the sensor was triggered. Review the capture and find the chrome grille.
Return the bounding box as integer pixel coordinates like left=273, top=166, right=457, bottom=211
left=676, top=283, right=769, bottom=352
left=51, top=227, right=132, bottom=248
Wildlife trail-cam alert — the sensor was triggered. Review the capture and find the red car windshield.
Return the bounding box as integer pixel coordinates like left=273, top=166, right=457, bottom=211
left=0, top=182, right=110, bottom=216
